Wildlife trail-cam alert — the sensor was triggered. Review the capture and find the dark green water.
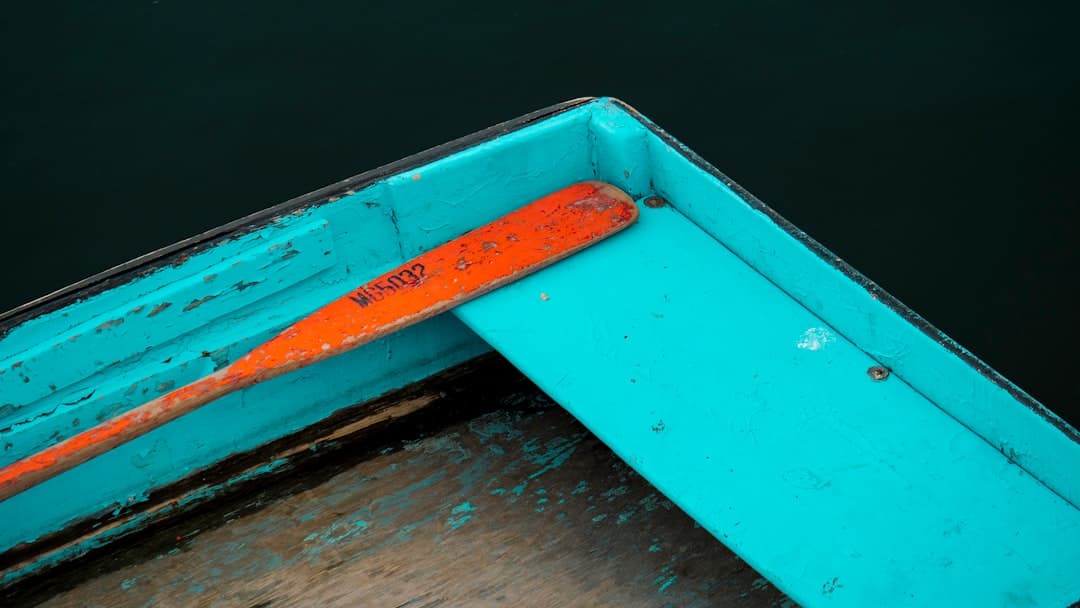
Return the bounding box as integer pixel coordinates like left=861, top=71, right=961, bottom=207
left=2, top=1, right=1077, bottom=424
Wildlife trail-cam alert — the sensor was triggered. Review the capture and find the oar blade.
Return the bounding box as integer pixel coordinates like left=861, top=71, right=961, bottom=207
left=229, top=181, right=637, bottom=381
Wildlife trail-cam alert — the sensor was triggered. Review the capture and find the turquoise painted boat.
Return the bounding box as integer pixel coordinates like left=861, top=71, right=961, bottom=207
left=1, top=98, right=1078, bottom=607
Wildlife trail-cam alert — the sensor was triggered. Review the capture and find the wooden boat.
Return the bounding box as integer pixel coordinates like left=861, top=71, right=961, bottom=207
left=1, top=97, right=1077, bottom=607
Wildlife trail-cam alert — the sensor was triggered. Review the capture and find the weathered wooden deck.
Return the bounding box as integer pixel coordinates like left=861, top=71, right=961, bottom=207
left=12, top=373, right=792, bottom=607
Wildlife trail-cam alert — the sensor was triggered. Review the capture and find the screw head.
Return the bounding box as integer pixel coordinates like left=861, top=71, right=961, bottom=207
left=644, top=196, right=667, bottom=208
left=867, top=366, right=891, bottom=381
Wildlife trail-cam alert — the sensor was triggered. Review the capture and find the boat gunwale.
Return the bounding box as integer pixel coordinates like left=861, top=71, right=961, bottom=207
left=0, top=97, right=596, bottom=335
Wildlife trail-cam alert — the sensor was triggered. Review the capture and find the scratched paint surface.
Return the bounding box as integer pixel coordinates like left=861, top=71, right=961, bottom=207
left=32, top=397, right=792, bottom=607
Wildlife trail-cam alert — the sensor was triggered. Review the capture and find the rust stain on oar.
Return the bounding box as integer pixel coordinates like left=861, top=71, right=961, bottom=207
left=0, top=181, right=638, bottom=502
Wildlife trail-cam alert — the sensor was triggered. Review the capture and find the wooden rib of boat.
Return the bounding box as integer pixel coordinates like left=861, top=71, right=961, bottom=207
left=1, top=97, right=1077, bottom=607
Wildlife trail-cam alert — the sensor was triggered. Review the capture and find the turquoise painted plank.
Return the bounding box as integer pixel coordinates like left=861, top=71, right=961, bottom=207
left=454, top=200, right=1080, bottom=606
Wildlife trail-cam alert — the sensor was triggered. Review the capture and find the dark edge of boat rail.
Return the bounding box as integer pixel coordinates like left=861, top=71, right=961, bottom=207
left=0, top=97, right=595, bottom=335
left=607, top=98, right=1080, bottom=446
left=0, top=354, right=529, bottom=600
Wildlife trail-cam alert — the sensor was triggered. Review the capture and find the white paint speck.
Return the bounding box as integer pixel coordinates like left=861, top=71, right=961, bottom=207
left=796, top=327, right=834, bottom=351
left=321, top=343, right=331, bottom=351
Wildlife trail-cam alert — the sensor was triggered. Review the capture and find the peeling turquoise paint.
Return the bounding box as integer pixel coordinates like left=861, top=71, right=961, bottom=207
left=524, top=435, right=583, bottom=480
left=446, top=501, right=476, bottom=530
left=450, top=502, right=475, bottom=514
left=648, top=565, right=673, bottom=591
left=467, top=413, right=523, bottom=443
left=396, top=515, right=436, bottom=542
left=601, top=486, right=628, bottom=501
left=314, top=519, right=370, bottom=545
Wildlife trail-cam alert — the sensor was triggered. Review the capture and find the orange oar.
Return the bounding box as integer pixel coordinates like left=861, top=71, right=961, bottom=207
left=0, top=181, right=638, bottom=502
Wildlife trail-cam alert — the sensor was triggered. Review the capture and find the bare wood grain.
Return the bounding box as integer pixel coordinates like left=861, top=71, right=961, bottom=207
left=35, top=396, right=793, bottom=607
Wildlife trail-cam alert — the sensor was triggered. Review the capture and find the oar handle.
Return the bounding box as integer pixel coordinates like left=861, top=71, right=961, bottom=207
left=0, top=181, right=637, bottom=502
